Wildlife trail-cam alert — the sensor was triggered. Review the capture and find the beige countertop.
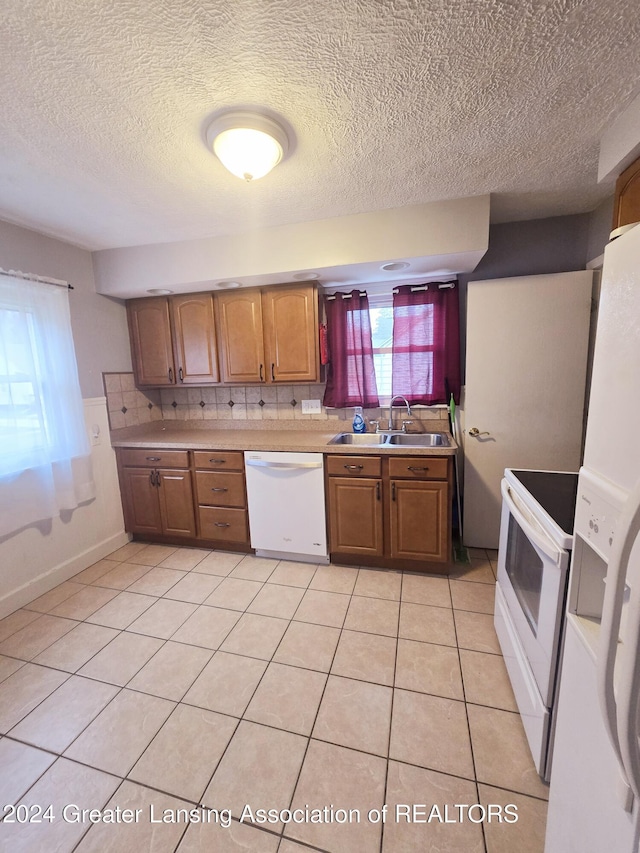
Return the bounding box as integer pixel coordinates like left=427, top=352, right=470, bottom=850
left=110, top=422, right=457, bottom=457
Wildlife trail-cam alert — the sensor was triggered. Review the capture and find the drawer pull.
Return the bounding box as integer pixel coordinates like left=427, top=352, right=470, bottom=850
left=408, top=466, right=429, bottom=472
left=146, top=456, right=161, bottom=462
left=214, top=522, right=230, bottom=528
left=210, top=458, right=226, bottom=464
left=344, top=464, right=364, bottom=471
left=211, top=487, right=228, bottom=492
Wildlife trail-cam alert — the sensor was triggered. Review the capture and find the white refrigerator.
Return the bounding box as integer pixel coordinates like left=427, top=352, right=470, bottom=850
left=545, top=222, right=640, bottom=851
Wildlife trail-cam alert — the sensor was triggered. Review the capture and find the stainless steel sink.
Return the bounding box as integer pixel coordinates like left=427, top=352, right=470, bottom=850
left=387, top=433, right=449, bottom=446
left=328, top=433, right=390, bottom=445
left=328, top=432, right=449, bottom=447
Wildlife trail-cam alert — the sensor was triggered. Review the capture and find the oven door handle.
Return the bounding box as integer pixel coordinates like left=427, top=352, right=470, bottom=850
left=500, top=479, right=562, bottom=565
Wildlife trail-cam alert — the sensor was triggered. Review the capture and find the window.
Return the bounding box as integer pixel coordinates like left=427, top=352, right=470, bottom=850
left=368, top=293, right=394, bottom=399
left=0, top=274, right=95, bottom=537
left=322, top=283, right=460, bottom=409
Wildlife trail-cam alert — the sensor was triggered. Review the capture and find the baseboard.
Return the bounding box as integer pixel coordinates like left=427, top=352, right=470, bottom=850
left=0, top=529, right=131, bottom=619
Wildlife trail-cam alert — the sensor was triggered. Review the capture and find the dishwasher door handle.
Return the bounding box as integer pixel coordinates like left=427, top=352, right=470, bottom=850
left=245, top=459, right=323, bottom=470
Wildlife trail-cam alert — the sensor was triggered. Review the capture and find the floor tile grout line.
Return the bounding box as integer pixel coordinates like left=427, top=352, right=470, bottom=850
left=452, top=557, right=490, bottom=853
left=152, top=555, right=324, bottom=839
left=380, top=566, right=404, bottom=853
left=277, top=561, right=359, bottom=847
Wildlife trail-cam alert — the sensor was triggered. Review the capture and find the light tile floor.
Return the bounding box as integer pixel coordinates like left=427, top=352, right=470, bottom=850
left=0, top=543, right=547, bottom=852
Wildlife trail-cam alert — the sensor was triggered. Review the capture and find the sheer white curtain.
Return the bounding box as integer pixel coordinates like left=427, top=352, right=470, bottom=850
left=0, top=274, right=95, bottom=537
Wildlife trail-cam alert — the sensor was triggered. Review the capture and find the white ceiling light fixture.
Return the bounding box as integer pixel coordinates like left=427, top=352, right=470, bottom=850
left=205, top=111, right=289, bottom=182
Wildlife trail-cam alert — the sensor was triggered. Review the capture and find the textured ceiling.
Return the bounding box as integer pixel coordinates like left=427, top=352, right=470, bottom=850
left=0, top=0, right=639, bottom=251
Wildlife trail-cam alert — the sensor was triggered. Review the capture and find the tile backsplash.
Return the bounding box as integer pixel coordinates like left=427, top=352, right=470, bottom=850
left=103, top=373, right=450, bottom=431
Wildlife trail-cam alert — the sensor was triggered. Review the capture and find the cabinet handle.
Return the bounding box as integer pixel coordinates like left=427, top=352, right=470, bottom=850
left=146, top=456, right=161, bottom=462
left=155, top=470, right=161, bottom=487
left=210, top=458, right=226, bottom=464
left=407, top=466, right=429, bottom=472
left=178, top=367, right=184, bottom=382
left=168, top=367, right=173, bottom=383
left=214, top=522, right=230, bottom=528
left=259, top=364, right=264, bottom=382
left=344, top=464, right=364, bottom=471
left=376, top=481, right=381, bottom=501
left=210, top=487, right=228, bottom=492
left=149, top=471, right=155, bottom=487
left=392, top=482, right=396, bottom=501
left=271, top=363, right=275, bottom=381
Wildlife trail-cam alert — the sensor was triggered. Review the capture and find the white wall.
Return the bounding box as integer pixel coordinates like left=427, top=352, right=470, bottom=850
left=0, top=399, right=128, bottom=618
left=0, top=219, right=131, bottom=617
left=93, top=196, right=490, bottom=297
left=0, top=218, right=132, bottom=397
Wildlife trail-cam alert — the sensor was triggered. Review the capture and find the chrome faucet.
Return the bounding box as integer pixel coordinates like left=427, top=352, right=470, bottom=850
left=386, top=395, right=412, bottom=430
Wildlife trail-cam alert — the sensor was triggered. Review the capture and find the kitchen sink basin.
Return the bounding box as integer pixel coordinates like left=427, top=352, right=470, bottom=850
left=328, top=433, right=390, bottom=445
left=387, top=433, right=449, bottom=447
left=328, top=432, right=449, bottom=447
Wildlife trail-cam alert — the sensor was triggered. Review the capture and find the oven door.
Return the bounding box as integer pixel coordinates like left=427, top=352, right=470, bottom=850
left=497, top=477, right=570, bottom=706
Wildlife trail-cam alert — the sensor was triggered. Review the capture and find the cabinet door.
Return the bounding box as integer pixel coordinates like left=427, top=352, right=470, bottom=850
left=613, top=154, right=640, bottom=230
left=120, top=467, right=163, bottom=535
left=215, top=290, right=265, bottom=383
left=157, top=468, right=196, bottom=537
left=262, top=285, right=319, bottom=382
left=390, top=479, right=449, bottom=562
left=127, top=298, right=176, bottom=386
left=171, top=294, right=219, bottom=384
left=328, top=477, right=384, bottom=557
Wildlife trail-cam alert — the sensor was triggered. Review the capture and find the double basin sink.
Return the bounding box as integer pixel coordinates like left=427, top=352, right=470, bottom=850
left=329, top=431, right=450, bottom=448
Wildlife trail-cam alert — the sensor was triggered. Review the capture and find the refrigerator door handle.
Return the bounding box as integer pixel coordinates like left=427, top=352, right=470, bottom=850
left=612, top=482, right=640, bottom=803
left=597, top=478, right=640, bottom=809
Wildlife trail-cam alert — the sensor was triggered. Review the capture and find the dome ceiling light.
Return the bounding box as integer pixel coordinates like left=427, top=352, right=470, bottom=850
left=205, top=110, right=289, bottom=182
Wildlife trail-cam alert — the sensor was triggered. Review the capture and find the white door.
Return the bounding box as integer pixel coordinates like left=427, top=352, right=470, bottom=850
left=463, top=271, right=592, bottom=548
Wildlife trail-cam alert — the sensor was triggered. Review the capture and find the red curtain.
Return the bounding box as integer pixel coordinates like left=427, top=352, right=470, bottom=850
left=323, top=291, right=380, bottom=408
left=391, top=283, right=461, bottom=405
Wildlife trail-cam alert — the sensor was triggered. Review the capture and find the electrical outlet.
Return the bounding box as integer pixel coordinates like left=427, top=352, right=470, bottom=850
left=301, top=399, right=322, bottom=414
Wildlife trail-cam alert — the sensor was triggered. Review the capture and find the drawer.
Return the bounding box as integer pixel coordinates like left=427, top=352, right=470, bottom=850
left=388, top=457, right=449, bottom=480
left=193, top=450, right=244, bottom=471
left=196, top=471, right=246, bottom=508
left=119, top=448, right=189, bottom=468
left=326, top=455, right=382, bottom=477
left=199, top=506, right=248, bottom=543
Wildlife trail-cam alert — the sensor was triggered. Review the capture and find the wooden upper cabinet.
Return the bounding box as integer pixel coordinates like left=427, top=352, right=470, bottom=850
left=127, top=298, right=175, bottom=386
left=262, top=284, right=319, bottom=382
left=215, top=290, right=265, bottom=383
left=613, top=155, right=640, bottom=231
left=215, top=283, right=319, bottom=383
left=127, top=294, right=219, bottom=387
left=171, top=294, right=219, bottom=384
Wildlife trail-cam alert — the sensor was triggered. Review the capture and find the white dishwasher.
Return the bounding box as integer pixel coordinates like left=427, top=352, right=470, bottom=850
left=244, top=451, right=328, bottom=563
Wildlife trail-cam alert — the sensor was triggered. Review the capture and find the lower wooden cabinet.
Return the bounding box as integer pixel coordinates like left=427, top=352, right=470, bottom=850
left=326, top=453, right=452, bottom=570
left=194, top=451, right=249, bottom=545
left=389, top=478, right=449, bottom=562
left=119, top=464, right=196, bottom=538
left=328, top=477, right=384, bottom=557
left=116, top=447, right=250, bottom=548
